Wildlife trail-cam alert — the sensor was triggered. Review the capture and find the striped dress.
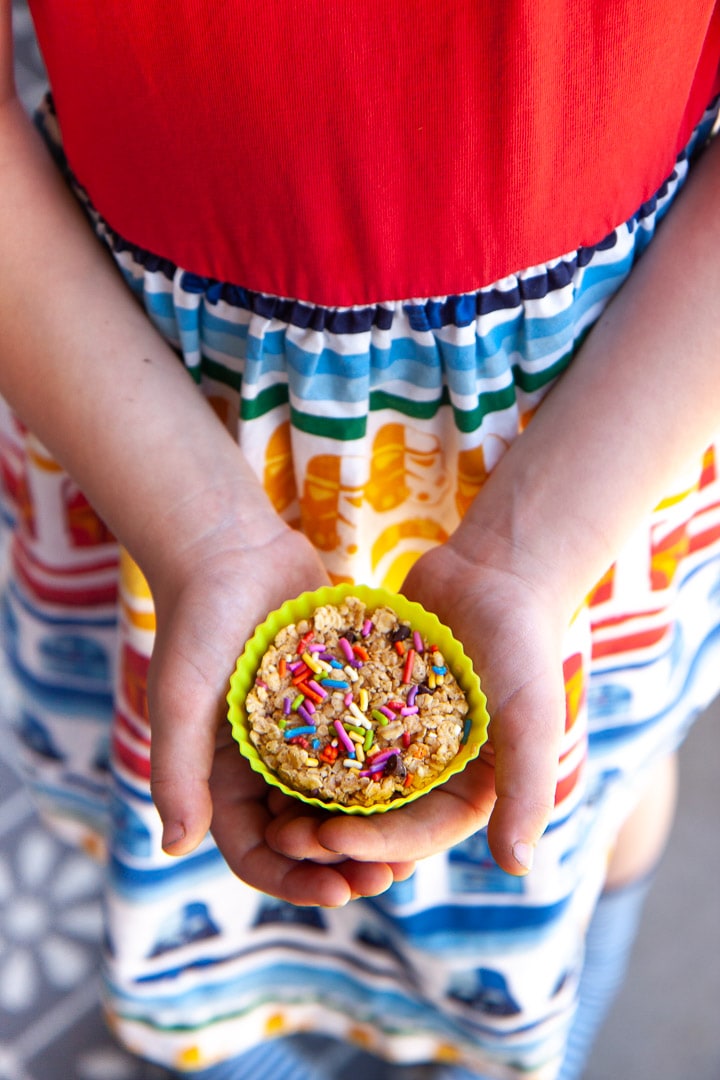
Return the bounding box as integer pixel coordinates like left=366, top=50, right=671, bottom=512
left=3, top=4, right=720, bottom=1076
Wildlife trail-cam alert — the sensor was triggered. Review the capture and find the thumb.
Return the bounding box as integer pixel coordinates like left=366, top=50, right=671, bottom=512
left=147, top=638, right=220, bottom=856
left=484, top=662, right=567, bottom=875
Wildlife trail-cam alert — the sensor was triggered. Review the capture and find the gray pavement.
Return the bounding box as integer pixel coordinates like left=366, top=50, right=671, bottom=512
left=586, top=694, right=720, bottom=1080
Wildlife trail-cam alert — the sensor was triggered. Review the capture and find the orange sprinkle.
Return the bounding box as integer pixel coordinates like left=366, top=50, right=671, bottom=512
left=295, top=682, right=323, bottom=704
left=393, top=640, right=406, bottom=656
left=297, top=630, right=314, bottom=655
left=353, top=643, right=370, bottom=662
left=404, top=772, right=414, bottom=787
left=278, top=657, right=287, bottom=678
left=402, top=648, right=416, bottom=684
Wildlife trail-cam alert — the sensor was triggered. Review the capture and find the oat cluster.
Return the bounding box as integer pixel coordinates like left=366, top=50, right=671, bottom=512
left=245, top=597, right=469, bottom=807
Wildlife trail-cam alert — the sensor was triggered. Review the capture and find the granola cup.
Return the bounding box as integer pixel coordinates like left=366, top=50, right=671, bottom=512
left=227, top=584, right=489, bottom=815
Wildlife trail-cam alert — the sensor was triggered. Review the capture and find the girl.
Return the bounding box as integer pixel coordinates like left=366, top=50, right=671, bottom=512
left=1, top=3, right=719, bottom=1077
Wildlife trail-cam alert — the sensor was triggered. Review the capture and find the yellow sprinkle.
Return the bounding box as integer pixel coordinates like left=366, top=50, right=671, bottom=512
left=428, top=669, right=437, bottom=689
left=436, top=673, right=445, bottom=685
left=302, top=651, right=323, bottom=674
left=349, top=730, right=364, bottom=744
left=355, top=742, right=366, bottom=763
left=343, top=758, right=362, bottom=769
left=359, top=688, right=369, bottom=712
left=305, top=757, right=319, bottom=766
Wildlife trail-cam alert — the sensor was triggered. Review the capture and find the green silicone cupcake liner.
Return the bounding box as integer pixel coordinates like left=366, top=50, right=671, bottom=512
left=227, top=583, right=489, bottom=814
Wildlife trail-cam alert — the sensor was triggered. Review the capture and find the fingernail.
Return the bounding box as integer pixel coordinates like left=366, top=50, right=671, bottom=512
left=512, top=841, right=534, bottom=872
left=162, top=822, right=186, bottom=851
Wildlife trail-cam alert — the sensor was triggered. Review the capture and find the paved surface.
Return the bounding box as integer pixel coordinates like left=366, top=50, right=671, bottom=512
left=5, top=4, right=720, bottom=1077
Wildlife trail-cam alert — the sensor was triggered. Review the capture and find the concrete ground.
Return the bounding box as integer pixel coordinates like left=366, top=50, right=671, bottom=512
left=585, top=693, right=720, bottom=1080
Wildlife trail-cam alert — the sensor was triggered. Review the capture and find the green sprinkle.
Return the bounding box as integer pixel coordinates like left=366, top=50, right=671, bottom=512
left=372, top=709, right=388, bottom=725
left=291, top=694, right=304, bottom=711
left=364, top=729, right=374, bottom=752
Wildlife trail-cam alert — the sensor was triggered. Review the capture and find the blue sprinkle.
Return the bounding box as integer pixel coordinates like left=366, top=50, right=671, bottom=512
left=462, top=717, right=472, bottom=744
left=284, top=726, right=316, bottom=739
left=432, top=665, right=447, bottom=675
left=329, top=658, right=345, bottom=668
left=320, top=679, right=350, bottom=689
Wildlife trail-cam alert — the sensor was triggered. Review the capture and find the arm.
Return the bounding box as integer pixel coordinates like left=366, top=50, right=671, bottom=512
left=0, top=5, right=411, bottom=904
left=270, top=128, right=720, bottom=874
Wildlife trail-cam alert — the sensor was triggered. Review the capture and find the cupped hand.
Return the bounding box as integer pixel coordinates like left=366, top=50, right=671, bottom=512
left=267, top=538, right=570, bottom=877
left=146, top=520, right=410, bottom=906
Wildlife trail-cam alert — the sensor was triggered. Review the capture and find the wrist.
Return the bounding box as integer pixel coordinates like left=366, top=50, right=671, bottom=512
left=128, top=459, right=288, bottom=604
left=448, top=449, right=613, bottom=620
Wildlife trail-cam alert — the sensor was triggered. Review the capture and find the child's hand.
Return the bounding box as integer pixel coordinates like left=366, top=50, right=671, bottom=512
left=147, top=521, right=413, bottom=906
left=265, top=536, right=569, bottom=877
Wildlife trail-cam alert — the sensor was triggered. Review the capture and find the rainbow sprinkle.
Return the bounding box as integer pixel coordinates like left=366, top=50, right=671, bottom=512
left=251, top=599, right=470, bottom=806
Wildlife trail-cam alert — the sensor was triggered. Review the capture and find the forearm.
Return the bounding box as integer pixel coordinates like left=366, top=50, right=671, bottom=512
left=0, top=94, right=281, bottom=595
left=454, top=133, right=720, bottom=613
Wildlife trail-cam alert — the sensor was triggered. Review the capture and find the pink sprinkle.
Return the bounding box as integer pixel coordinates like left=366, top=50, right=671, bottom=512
left=401, top=706, right=419, bottom=716
left=359, top=762, right=387, bottom=777
left=307, top=643, right=325, bottom=653
left=308, top=679, right=327, bottom=698
left=344, top=690, right=354, bottom=707
left=255, top=678, right=267, bottom=689
left=304, top=699, right=316, bottom=714
left=379, top=705, right=396, bottom=720
left=333, top=719, right=355, bottom=755
left=286, top=660, right=304, bottom=672
left=413, top=630, right=424, bottom=653
left=339, top=637, right=354, bottom=662
left=366, top=747, right=400, bottom=766
left=407, top=685, right=418, bottom=707
left=361, top=618, right=373, bottom=637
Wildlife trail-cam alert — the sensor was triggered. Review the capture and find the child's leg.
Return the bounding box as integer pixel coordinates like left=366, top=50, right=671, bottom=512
left=557, top=753, right=678, bottom=1080
left=603, top=752, right=678, bottom=891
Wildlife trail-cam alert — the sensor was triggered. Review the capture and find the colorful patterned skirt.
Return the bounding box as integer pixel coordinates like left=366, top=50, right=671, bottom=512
left=1, top=98, right=720, bottom=1078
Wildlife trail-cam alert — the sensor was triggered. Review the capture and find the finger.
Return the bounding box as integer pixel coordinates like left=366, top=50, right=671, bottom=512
left=484, top=667, right=566, bottom=875
left=148, top=648, right=219, bottom=856
left=210, top=741, right=354, bottom=906
left=314, top=756, right=496, bottom=863
left=265, top=807, right=351, bottom=862
left=337, top=859, right=395, bottom=898
left=387, top=861, right=417, bottom=881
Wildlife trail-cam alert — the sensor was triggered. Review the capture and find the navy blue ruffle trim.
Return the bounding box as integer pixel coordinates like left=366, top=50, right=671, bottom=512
left=35, top=92, right=707, bottom=336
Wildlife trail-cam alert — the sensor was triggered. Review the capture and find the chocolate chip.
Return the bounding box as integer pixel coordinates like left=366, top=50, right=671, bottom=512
left=383, top=753, right=407, bottom=779
left=389, top=624, right=411, bottom=643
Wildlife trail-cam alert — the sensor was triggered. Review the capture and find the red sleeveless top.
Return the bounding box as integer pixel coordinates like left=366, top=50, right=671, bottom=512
left=27, top=1, right=720, bottom=305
